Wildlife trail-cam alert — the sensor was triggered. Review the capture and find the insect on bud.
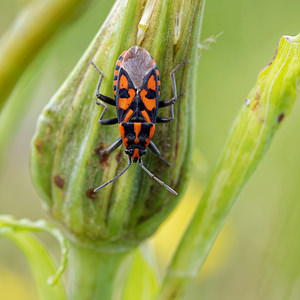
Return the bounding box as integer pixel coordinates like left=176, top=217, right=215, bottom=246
left=30, top=0, right=205, bottom=250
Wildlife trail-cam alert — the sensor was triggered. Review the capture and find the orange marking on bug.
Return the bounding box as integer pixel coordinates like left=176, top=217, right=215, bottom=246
left=140, top=89, right=156, bottom=111
left=149, top=124, right=155, bottom=139
left=132, top=148, right=140, bottom=160
left=116, top=60, right=122, bottom=66
left=147, top=75, right=156, bottom=91
left=145, top=125, right=155, bottom=147
left=119, top=124, right=128, bottom=147
left=123, top=109, right=134, bottom=122
left=145, top=138, right=150, bottom=147
left=158, top=80, right=160, bottom=86
left=114, top=90, right=116, bottom=96
left=156, top=69, right=159, bottom=76
left=119, top=74, right=128, bottom=89
left=114, top=70, right=119, bottom=76
left=141, top=110, right=151, bottom=123
left=119, top=88, right=135, bottom=110
left=114, top=80, right=117, bottom=86
left=159, top=91, right=160, bottom=96
left=134, top=123, right=142, bottom=144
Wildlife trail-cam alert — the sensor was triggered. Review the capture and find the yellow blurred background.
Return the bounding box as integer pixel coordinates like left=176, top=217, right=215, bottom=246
left=1, top=0, right=300, bottom=299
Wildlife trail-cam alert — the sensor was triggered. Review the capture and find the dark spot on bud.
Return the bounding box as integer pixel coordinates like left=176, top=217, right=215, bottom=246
left=278, top=113, right=284, bottom=123
left=94, top=143, right=105, bottom=154
left=94, top=143, right=109, bottom=165
left=99, top=152, right=109, bottom=165
left=34, top=139, right=43, bottom=154
left=251, top=102, right=259, bottom=111
left=255, top=91, right=260, bottom=100
left=54, top=175, right=64, bottom=189
left=86, top=188, right=98, bottom=200
left=115, top=151, right=121, bottom=163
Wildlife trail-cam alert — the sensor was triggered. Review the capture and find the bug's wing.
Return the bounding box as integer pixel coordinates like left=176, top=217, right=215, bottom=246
left=139, top=69, right=159, bottom=123
left=116, top=68, right=136, bottom=122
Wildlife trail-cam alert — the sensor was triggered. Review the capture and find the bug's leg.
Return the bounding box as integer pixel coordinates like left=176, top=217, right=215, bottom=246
left=91, top=61, right=118, bottom=124
left=94, top=157, right=132, bottom=192
left=158, top=59, right=188, bottom=106
left=158, top=92, right=185, bottom=108
left=156, top=113, right=173, bottom=123
left=98, top=137, right=123, bottom=155
left=157, top=59, right=188, bottom=123
left=139, top=159, right=177, bottom=195
left=96, top=101, right=118, bottom=125
left=90, top=61, right=116, bottom=106
left=148, top=141, right=170, bottom=166
left=156, top=99, right=175, bottom=122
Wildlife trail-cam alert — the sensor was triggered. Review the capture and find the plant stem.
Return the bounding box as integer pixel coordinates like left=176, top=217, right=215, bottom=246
left=0, top=0, right=89, bottom=111
left=68, top=241, right=129, bottom=300
left=0, top=216, right=68, bottom=300
left=157, top=34, right=300, bottom=300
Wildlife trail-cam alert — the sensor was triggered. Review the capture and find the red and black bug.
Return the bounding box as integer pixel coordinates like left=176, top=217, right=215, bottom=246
left=91, top=46, right=187, bottom=195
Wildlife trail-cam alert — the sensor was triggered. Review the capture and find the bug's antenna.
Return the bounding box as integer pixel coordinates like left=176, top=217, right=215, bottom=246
left=94, top=158, right=132, bottom=192
left=139, top=159, right=177, bottom=195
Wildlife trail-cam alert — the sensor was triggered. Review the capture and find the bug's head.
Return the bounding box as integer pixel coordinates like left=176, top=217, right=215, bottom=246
left=125, top=147, right=147, bottom=163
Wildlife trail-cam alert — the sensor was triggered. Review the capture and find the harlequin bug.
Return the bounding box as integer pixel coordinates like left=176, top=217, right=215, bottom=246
left=91, top=46, right=187, bottom=195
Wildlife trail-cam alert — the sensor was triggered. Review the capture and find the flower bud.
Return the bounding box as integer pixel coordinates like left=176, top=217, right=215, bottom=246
left=31, top=0, right=205, bottom=250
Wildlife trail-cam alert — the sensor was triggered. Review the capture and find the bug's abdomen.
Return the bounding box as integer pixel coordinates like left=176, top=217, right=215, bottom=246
left=119, top=122, right=155, bottom=160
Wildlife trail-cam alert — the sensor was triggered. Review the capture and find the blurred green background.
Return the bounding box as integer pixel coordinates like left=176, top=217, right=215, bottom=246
left=0, top=0, right=300, bottom=299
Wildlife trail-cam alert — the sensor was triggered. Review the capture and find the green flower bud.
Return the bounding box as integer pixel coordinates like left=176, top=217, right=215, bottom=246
left=31, top=0, right=204, bottom=250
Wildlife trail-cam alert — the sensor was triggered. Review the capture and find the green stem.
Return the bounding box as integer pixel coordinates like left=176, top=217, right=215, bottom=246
left=157, top=34, right=300, bottom=300
left=0, top=0, right=88, bottom=111
left=68, top=241, right=129, bottom=300
left=0, top=53, right=46, bottom=164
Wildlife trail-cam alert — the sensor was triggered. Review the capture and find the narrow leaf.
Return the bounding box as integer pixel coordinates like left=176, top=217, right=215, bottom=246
left=0, top=216, right=67, bottom=300
left=157, top=33, right=300, bottom=300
